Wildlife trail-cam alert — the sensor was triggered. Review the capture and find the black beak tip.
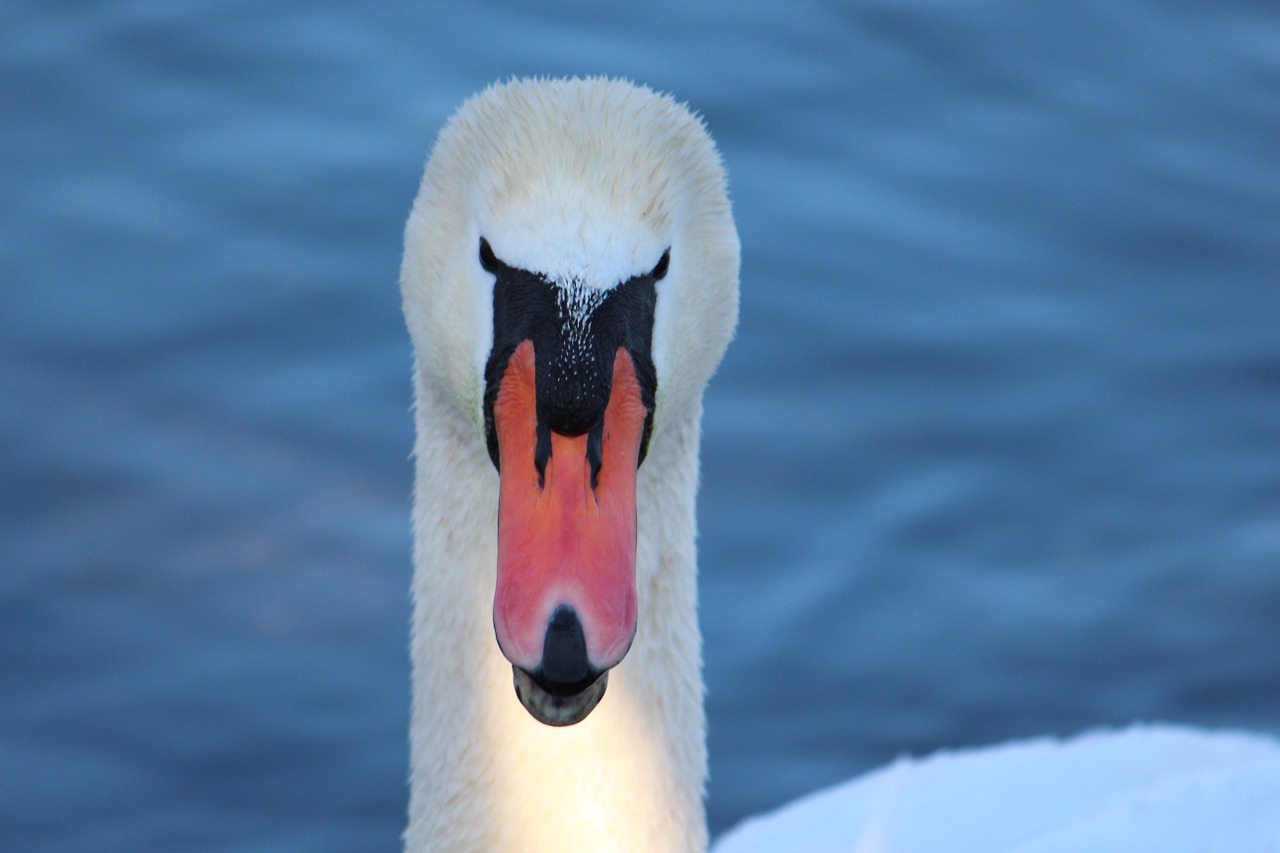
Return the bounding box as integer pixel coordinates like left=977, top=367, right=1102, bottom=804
left=509, top=605, right=611, bottom=726
left=541, top=604, right=591, bottom=686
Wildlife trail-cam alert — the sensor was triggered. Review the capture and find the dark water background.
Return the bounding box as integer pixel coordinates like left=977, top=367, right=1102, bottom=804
left=3, top=2, right=1278, bottom=850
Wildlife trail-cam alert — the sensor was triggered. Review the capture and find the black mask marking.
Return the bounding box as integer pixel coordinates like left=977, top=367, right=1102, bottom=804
left=481, top=239, right=663, bottom=473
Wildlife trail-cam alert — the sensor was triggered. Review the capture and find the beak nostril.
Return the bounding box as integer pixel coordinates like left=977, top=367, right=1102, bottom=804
left=534, top=421, right=551, bottom=488
left=586, top=421, right=603, bottom=489
left=541, top=605, right=590, bottom=686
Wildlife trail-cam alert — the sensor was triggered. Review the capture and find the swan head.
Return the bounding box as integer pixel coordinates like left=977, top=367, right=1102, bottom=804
left=402, top=78, right=738, bottom=726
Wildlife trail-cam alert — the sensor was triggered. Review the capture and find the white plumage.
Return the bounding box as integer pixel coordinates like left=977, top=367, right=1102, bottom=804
left=399, top=78, right=1280, bottom=853
left=401, top=77, right=737, bottom=853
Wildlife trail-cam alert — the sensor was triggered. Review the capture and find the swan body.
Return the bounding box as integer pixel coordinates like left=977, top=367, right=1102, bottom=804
left=713, top=724, right=1280, bottom=853
left=400, top=78, right=737, bottom=852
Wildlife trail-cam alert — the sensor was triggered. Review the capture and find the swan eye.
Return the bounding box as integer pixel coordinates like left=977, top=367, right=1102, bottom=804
left=650, top=249, right=670, bottom=281
left=479, top=238, right=501, bottom=273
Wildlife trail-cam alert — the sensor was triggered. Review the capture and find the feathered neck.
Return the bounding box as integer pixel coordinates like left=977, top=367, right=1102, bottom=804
left=404, top=380, right=708, bottom=852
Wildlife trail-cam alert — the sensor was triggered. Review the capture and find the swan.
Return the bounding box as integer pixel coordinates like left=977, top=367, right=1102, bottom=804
left=400, top=77, right=737, bottom=852
left=398, top=77, right=1280, bottom=853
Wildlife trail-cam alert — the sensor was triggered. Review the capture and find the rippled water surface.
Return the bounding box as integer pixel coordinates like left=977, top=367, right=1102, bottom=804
left=3, top=2, right=1278, bottom=849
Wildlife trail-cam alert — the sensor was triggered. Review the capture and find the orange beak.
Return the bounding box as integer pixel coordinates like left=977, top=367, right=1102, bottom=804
left=491, top=340, right=648, bottom=677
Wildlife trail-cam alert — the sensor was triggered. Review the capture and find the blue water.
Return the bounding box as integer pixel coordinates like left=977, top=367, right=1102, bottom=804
left=3, top=2, right=1278, bottom=850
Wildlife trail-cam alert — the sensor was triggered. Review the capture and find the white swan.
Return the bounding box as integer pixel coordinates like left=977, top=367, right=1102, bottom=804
left=400, top=77, right=737, bottom=852
left=398, top=77, right=1280, bottom=853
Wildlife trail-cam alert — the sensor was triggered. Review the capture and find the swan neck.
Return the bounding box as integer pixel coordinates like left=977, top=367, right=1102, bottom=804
left=405, top=387, right=708, bottom=852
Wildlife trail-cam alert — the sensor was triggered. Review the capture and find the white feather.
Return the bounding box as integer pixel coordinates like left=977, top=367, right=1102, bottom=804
left=400, top=77, right=738, bottom=852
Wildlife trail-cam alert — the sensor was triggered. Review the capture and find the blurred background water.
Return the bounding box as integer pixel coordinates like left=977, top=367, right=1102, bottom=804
left=2, top=1, right=1278, bottom=850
